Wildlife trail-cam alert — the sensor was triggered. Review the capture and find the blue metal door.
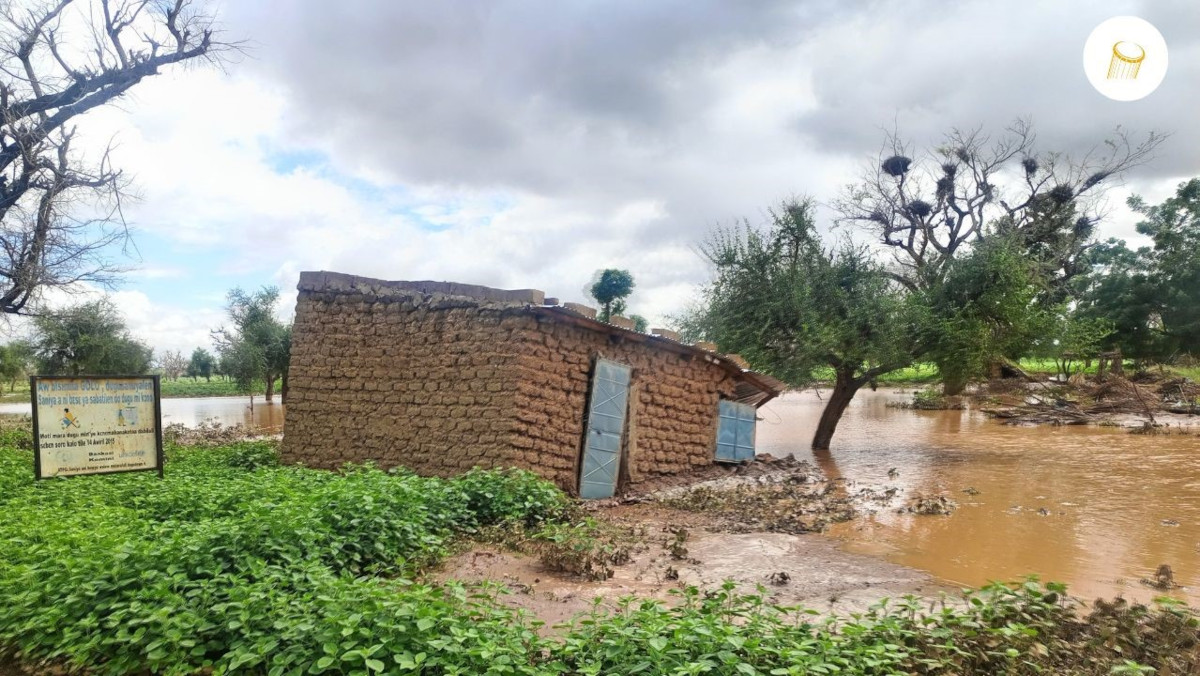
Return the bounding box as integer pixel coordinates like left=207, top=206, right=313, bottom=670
left=716, top=399, right=756, bottom=463
left=579, top=359, right=632, bottom=499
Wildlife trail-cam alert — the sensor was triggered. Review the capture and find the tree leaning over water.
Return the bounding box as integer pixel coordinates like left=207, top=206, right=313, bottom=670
left=688, top=199, right=921, bottom=450
left=0, top=0, right=235, bottom=315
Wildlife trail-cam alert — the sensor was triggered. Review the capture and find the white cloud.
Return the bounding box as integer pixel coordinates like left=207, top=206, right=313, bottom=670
left=12, top=0, right=1194, bottom=356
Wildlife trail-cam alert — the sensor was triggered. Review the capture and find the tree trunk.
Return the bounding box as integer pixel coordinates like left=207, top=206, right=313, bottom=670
left=939, top=359, right=968, bottom=396
left=264, top=376, right=276, bottom=403
left=811, top=368, right=861, bottom=451
left=280, top=371, right=288, bottom=404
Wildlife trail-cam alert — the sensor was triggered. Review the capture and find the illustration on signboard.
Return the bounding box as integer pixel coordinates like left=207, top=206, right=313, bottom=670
left=60, top=408, right=80, bottom=429
left=117, top=406, right=138, bottom=427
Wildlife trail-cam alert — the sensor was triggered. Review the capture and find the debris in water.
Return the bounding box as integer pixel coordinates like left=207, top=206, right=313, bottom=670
left=656, top=465, right=866, bottom=534
left=1161, top=519, right=1180, bottom=527
left=1037, top=508, right=1051, bottom=516
left=905, top=494, right=957, bottom=516
left=962, top=487, right=981, bottom=496
left=887, top=468, right=900, bottom=479
left=1141, top=564, right=1180, bottom=590
left=767, top=571, right=791, bottom=586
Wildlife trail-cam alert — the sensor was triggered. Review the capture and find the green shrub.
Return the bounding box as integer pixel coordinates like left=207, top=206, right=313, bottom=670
left=531, top=519, right=633, bottom=580
left=453, top=467, right=571, bottom=527
left=0, top=441, right=570, bottom=674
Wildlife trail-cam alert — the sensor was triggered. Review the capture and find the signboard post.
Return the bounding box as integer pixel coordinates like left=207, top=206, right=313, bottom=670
left=30, top=375, right=163, bottom=480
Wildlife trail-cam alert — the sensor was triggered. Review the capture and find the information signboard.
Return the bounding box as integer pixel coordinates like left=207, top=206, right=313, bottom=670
left=30, top=375, right=163, bottom=479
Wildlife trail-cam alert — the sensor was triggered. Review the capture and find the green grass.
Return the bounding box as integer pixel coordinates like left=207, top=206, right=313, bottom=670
left=158, top=376, right=268, bottom=398
left=810, top=358, right=1185, bottom=387
left=0, top=376, right=267, bottom=403
left=810, top=364, right=942, bottom=386
left=0, top=421, right=1196, bottom=675
left=1169, top=365, right=1200, bottom=381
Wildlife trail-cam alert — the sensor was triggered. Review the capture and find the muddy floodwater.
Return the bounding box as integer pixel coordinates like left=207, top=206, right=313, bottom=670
left=0, top=396, right=285, bottom=432
left=757, top=389, right=1200, bottom=605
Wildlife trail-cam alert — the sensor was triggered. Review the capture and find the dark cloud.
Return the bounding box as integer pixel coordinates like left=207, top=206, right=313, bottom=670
left=229, top=0, right=826, bottom=194
left=212, top=0, right=1198, bottom=315
left=796, top=0, right=1200, bottom=180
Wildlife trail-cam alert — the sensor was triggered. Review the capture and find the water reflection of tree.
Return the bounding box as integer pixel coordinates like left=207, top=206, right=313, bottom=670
left=812, top=449, right=844, bottom=483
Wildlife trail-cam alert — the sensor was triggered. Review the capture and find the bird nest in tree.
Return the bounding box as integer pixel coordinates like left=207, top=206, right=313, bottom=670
left=881, top=155, right=912, bottom=177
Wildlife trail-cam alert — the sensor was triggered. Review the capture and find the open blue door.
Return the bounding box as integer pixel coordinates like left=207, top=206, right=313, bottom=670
left=579, top=359, right=632, bottom=499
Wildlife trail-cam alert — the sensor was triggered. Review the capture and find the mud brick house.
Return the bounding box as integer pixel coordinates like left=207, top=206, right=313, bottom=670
left=282, top=271, right=785, bottom=498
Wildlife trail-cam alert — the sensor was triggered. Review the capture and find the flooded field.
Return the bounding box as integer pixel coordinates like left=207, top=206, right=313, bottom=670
left=2, top=387, right=1195, bottom=604
left=0, top=396, right=285, bottom=432
left=758, top=389, right=1200, bottom=604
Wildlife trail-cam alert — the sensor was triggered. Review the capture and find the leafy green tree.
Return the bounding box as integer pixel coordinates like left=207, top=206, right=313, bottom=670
left=186, top=348, right=217, bottom=382
left=213, top=287, right=292, bottom=402
left=589, top=269, right=635, bottom=322
left=0, top=341, right=33, bottom=391
left=1130, top=179, right=1200, bottom=358
left=922, top=237, right=1055, bottom=394
left=631, top=314, right=649, bottom=333
left=1076, top=180, right=1200, bottom=363
left=218, top=339, right=265, bottom=404
left=31, top=300, right=152, bottom=375
left=1035, top=315, right=1114, bottom=379
left=688, top=199, right=921, bottom=450
left=1074, top=240, right=1163, bottom=361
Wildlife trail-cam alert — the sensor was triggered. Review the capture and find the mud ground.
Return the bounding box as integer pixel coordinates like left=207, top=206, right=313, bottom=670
left=433, top=459, right=949, bottom=630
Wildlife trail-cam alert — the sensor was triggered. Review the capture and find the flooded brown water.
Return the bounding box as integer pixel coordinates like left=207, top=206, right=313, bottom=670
left=0, top=397, right=286, bottom=432
left=757, top=389, right=1200, bottom=605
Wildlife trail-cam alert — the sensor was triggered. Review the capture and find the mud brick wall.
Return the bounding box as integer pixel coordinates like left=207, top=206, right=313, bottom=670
left=283, top=271, right=761, bottom=494
left=510, top=316, right=741, bottom=490
left=282, top=275, right=536, bottom=475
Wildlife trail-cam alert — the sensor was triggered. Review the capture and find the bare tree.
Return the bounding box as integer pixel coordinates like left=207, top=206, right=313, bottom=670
left=157, top=347, right=185, bottom=380
left=0, top=0, right=234, bottom=314
left=835, top=120, right=1165, bottom=293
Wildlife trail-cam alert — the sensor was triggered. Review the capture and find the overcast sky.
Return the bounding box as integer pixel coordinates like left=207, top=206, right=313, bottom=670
left=22, top=0, right=1200, bottom=354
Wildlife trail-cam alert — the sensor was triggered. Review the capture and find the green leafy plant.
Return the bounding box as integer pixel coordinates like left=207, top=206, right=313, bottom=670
left=532, top=518, right=633, bottom=581
left=1, top=427, right=1198, bottom=675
